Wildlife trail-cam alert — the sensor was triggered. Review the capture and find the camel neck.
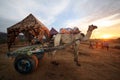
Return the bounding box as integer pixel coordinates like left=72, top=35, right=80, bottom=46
left=83, top=30, right=92, bottom=41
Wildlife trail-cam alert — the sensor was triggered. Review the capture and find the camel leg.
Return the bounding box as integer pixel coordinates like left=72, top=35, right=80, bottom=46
left=50, top=51, right=59, bottom=66
left=73, top=42, right=81, bottom=66
left=74, top=51, right=80, bottom=66
left=50, top=34, right=61, bottom=66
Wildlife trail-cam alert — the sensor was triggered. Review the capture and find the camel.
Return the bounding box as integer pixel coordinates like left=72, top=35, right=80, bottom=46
left=51, top=24, right=97, bottom=66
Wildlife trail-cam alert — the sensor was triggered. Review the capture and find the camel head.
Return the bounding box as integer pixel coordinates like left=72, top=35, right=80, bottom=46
left=88, top=24, right=97, bottom=31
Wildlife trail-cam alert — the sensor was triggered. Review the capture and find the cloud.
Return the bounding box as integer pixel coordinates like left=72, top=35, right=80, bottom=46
left=91, top=13, right=120, bottom=27
left=0, top=0, right=70, bottom=31
left=71, top=0, right=120, bottom=17
left=64, top=17, right=90, bottom=32
left=57, top=0, right=120, bottom=33
left=0, top=0, right=70, bottom=20
left=64, top=13, right=120, bottom=33
left=36, top=0, right=70, bottom=26
left=0, top=0, right=120, bottom=34
left=0, top=18, right=16, bottom=32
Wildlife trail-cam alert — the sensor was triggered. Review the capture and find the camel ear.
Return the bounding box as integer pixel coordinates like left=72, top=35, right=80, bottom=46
left=81, top=33, right=85, bottom=37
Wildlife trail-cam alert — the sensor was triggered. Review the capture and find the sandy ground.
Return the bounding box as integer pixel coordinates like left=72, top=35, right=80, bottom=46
left=0, top=43, right=120, bottom=80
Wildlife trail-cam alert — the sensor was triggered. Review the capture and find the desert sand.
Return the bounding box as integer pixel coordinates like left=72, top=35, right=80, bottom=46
left=0, top=42, right=120, bottom=80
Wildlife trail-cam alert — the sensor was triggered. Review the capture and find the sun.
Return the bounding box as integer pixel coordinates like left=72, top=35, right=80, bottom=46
left=101, top=34, right=112, bottom=39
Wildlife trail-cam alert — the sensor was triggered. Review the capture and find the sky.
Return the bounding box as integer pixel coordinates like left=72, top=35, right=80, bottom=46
left=0, top=0, right=120, bottom=39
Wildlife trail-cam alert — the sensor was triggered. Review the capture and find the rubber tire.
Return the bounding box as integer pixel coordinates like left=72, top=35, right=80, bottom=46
left=14, top=54, right=36, bottom=74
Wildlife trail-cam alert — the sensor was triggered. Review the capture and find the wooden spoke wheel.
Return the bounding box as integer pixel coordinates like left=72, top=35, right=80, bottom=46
left=14, top=54, right=36, bottom=74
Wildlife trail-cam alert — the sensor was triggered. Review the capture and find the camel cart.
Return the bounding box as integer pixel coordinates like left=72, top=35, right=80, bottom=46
left=7, top=39, right=80, bottom=74
left=6, top=13, right=97, bottom=74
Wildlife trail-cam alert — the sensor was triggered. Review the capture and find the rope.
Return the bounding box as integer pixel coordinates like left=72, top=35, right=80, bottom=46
left=92, top=29, right=97, bottom=40
left=44, top=39, right=80, bottom=52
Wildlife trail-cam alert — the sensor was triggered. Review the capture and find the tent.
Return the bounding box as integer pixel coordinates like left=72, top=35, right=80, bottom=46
left=50, top=27, right=58, bottom=36
left=7, top=14, right=50, bottom=50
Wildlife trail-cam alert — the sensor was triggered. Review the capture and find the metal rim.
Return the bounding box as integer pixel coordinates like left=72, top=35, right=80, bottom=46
left=16, top=58, right=32, bottom=73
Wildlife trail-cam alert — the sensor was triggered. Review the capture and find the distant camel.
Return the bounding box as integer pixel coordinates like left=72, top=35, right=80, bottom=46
left=51, top=25, right=97, bottom=66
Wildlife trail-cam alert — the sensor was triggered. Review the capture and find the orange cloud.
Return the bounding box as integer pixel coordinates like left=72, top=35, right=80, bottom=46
left=91, top=23, right=120, bottom=39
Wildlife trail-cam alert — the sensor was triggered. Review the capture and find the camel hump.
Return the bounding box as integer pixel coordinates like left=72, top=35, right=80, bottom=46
left=60, top=28, right=72, bottom=34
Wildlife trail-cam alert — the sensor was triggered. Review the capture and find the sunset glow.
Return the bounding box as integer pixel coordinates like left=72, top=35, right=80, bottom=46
left=0, top=0, right=120, bottom=39
left=101, top=34, right=113, bottom=39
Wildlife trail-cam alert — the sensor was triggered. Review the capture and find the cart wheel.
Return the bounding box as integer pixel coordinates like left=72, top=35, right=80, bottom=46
left=14, top=54, right=36, bottom=74
left=31, top=55, right=38, bottom=69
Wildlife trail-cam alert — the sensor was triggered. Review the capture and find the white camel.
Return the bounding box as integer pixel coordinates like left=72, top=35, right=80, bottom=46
left=51, top=24, right=97, bottom=66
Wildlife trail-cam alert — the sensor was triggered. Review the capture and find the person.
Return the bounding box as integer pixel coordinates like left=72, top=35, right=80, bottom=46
left=102, top=41, right=109, bottom=50
left=89, top=41, right=94, bottom=49
left=73, top=27, right=80, bottom=34
left=95, top=41, right=99, bottom=48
